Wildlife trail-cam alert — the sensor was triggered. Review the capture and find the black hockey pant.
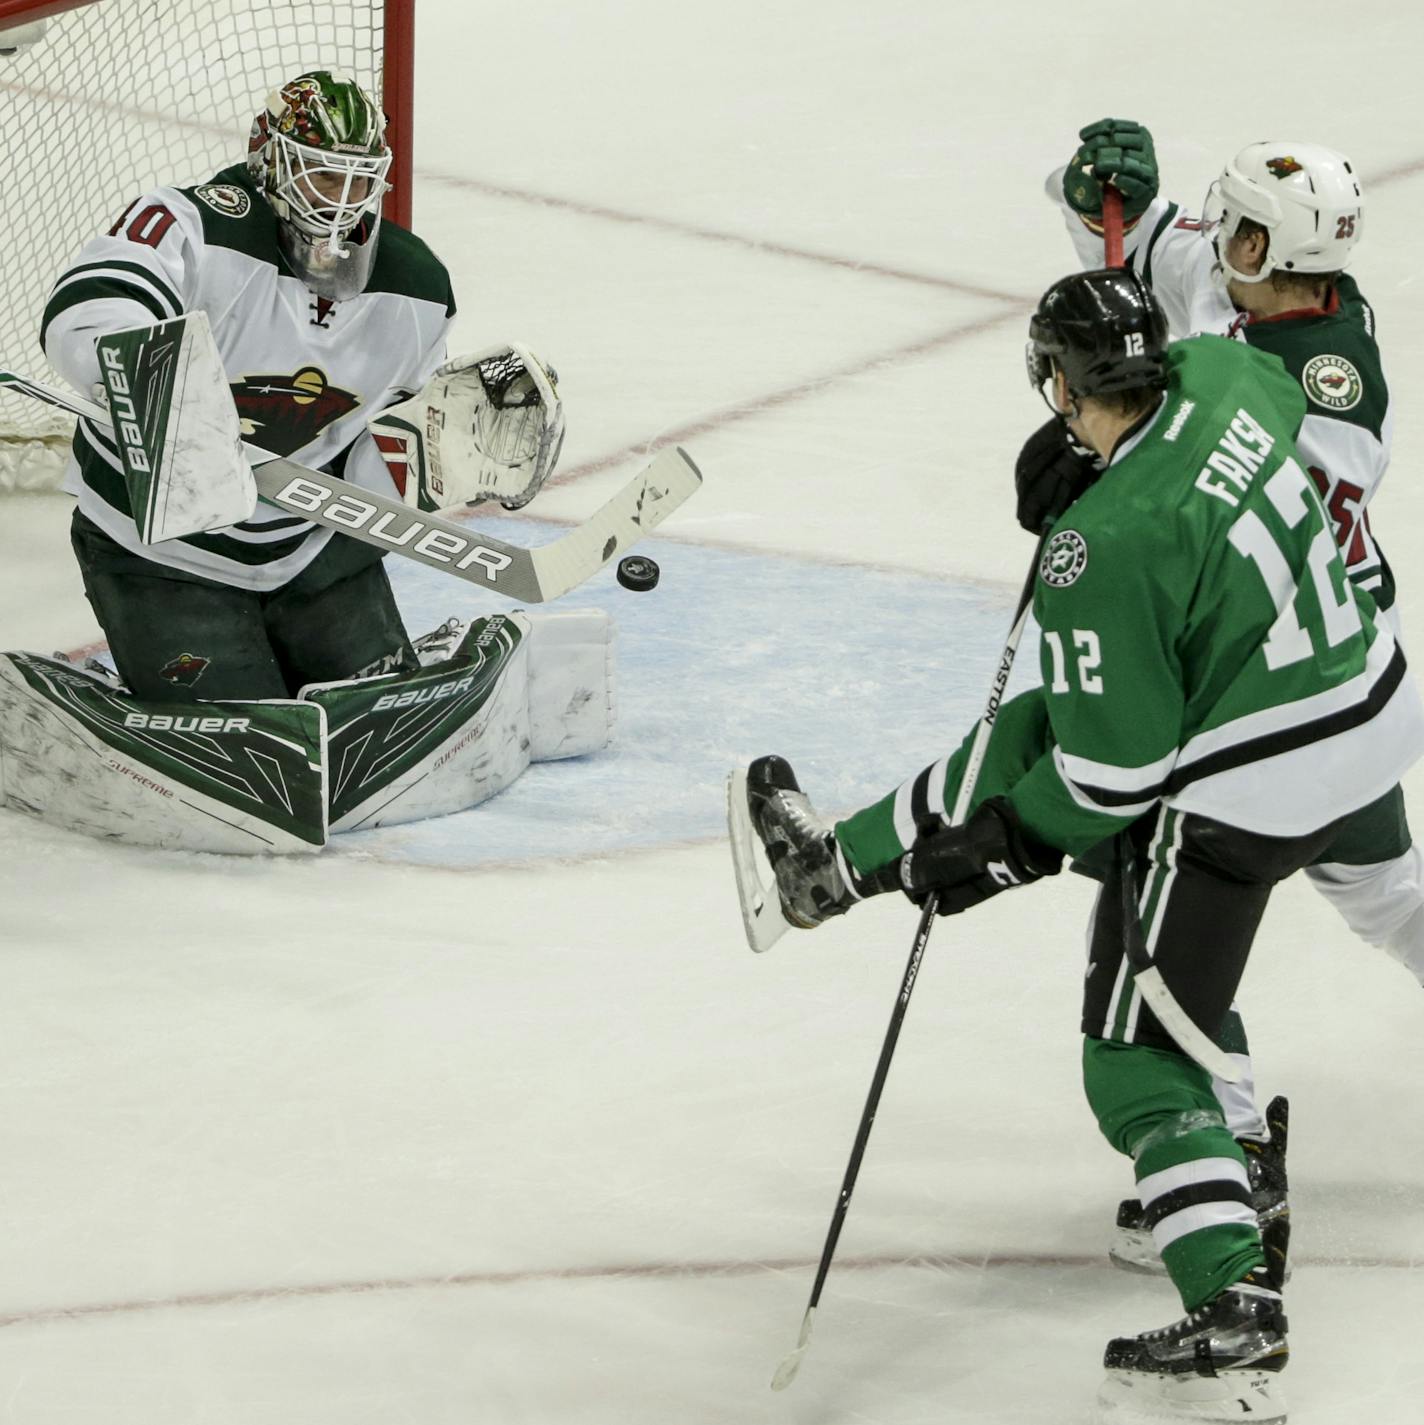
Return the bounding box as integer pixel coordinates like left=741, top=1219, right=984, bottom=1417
left=72, top=512, right=415, bottom=702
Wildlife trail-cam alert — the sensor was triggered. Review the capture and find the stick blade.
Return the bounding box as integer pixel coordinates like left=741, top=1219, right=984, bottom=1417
left=726, top=768, right=792, bottom=953
left=770, top=1307, right=816, bottom=1391
left=527, top=445, right=703, bottom=602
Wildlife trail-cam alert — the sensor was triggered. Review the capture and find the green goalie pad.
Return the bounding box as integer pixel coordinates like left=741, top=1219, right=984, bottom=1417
left=0, top=652, right=326, bottom=853
left=301, top=613, right=532, bottom=832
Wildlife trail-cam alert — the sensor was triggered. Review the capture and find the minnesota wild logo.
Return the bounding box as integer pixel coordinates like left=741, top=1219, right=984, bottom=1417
left=1266, top=156, right=1304, bottom=180
left=230, top=366, right=360, bottom=455
left=159, top=652, right=209, bottom=687
left=1302, top=353, right=1363, bottom=411
left=193, top=183, right=251, bottom=218
left=1041, top=529, right=1088, bottom=588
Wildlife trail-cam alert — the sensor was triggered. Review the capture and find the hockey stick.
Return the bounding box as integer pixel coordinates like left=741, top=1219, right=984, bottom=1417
left=0, top=369, right=701, bottom=605
left=1102, top=184, right=1125, bottom=267
left=767, top=537, right=1046, bottom=1391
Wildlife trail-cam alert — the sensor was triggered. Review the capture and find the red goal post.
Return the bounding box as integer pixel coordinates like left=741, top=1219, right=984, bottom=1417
left=0, top=0, right=415, bottom=491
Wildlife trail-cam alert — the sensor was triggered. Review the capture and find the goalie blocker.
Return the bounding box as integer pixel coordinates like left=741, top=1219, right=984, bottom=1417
left=0, top=608, right=614, bottom=854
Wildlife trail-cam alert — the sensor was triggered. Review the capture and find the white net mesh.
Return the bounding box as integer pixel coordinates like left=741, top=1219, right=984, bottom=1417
left=0, top=0, right=399, bottom=490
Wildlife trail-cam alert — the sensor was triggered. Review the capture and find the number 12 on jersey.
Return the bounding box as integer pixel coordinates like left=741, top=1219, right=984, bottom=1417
left=1228, top=457, right=1361, bottom=670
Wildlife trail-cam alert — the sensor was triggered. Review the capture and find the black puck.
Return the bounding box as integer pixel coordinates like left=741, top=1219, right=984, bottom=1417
left=616, top=555, right=660, bottom=591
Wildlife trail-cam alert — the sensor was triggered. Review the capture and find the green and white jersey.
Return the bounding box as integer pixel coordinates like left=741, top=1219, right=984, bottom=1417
left=41, top=164, right=456, bottom=591
left=838, top=336, right=1423, bottom=872
left=1047, top=170, right=1396, bottom=608
left=1010, top=335, right=1420, bottom=854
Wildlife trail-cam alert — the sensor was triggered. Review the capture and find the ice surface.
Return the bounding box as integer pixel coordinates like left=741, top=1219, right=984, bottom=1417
left=2, top=2, right=1423, bottom=1421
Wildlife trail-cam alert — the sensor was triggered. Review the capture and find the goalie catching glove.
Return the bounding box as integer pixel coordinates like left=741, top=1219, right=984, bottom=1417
left=369, top=342, right=565, bottom=513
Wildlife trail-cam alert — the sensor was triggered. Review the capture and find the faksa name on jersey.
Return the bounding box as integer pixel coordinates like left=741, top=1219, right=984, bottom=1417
left=41, top=163, right=456, bottom=592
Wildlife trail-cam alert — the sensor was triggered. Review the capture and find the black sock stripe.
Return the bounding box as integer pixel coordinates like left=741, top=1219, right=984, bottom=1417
left=1142, top=1179, right=1253, bottom=1230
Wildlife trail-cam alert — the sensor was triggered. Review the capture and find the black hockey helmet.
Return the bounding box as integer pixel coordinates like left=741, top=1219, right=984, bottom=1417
left=1026, top=268, right=1169, bottom=406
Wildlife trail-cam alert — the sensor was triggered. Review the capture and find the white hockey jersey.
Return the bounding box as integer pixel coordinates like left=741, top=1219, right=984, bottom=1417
left=42, top=164, right=455, bottom=591
left=1045, top=167, right=1395, bottom=608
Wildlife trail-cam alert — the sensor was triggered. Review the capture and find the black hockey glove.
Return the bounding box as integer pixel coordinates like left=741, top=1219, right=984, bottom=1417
left=898, top=797, right=1063, bottom=916
left=1014, top=417, right=1103, bottom=534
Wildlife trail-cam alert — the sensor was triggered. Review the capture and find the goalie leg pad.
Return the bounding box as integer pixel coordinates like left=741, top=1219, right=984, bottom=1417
left=0, top=652, right=327, bottom=853
left=303, top=613, right=532, bottom=832
left=522, top=608, right=615, bottom=761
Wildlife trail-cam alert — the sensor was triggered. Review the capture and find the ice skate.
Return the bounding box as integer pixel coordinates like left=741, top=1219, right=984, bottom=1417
left=727, top=755, right=857, bottom=951
left=1110, top=1096, right=1290, bottom=1278
left=1098, top=1273, right=1287, bottom=1422
left=1099, top=1211, right=1290, bottom=1423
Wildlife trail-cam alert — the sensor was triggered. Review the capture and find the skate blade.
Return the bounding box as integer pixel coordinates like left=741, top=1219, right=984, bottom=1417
left=1098, top=1367, right=1286, bottom=1423
left=726, top=768, right=792, bottom=953
left=1107, top=1225, right=1170, bottom=1277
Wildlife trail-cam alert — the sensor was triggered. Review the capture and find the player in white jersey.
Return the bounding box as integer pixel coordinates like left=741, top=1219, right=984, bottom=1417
left=44, top=70, right=464, bottom=701
left=1021, top=118, right=1424, bottom=1274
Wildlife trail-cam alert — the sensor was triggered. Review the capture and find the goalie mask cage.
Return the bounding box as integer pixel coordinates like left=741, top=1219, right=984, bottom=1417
left=0, top=0, right=414, bottom=491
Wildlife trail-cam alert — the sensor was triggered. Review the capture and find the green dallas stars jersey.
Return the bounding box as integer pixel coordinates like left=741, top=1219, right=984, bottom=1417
left=838, top=335, right=1424, bottom=873
left=41, top=164, right=455, bottom=592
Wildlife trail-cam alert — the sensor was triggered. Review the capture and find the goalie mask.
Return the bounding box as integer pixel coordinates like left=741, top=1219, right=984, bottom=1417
left=247, top=69, right=392, bottom=300
left=1202, top=141, right=1362, bottom=287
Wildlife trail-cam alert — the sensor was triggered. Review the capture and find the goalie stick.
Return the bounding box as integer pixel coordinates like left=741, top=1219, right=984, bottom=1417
left=0, top=368, right=701, bottom=605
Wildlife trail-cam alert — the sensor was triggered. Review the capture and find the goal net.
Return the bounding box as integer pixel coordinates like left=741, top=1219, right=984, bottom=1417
left=0, top=0, right=412, bottom=491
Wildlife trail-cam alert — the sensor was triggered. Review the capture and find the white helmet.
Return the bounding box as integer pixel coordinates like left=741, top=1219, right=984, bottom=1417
left=1202, top=141, right=1362, bottom=286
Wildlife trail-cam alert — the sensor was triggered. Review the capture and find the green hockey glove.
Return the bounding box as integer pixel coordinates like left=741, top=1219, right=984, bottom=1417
left=898, top=797, right=1062, bottom=916
left=1062, top=117, right=1158, bottom=223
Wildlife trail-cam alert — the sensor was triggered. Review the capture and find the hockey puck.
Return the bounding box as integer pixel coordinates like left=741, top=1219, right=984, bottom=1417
left=616, top=555, right=660, bottom=591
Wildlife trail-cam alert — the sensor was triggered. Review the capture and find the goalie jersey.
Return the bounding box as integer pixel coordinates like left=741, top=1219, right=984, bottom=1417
left=41, top=164, right=456, bottom=591
left=1047, top=169, right=1396, bottom=611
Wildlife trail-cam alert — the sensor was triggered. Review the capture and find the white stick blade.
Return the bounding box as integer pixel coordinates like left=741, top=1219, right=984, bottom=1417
left=527, top=445, right=702, bottom=602
left=1133, top=966, right=1242, bottom=1083
left=726, top=768, right=792, bottom=953
left=770, top=1307, right=815, bottom=1391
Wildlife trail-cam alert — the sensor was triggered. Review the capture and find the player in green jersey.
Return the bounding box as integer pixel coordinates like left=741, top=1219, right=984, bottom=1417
left=734, top=269, right=1424, bottom=1421
left=1030, top=119, right=1424, bottom=1277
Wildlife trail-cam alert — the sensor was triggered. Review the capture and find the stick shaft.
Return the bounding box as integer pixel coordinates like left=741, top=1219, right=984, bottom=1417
left=1102, top=185, right=1125, bottom=268
left=792, top=536, right=1048, bottom=1328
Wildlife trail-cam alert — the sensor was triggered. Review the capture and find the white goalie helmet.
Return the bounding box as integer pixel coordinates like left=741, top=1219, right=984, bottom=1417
left=247, top=69, right=393, bottom=300
left=1202, top=141, right=1362, bottom=286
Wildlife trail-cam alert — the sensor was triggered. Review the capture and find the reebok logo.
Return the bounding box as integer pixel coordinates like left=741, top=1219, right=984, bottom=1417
left=1161, top=400, right=1195, bottom=443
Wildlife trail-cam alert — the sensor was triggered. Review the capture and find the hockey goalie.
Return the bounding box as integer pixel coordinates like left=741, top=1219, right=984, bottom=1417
left=0, top=69, right=611, bottom=853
